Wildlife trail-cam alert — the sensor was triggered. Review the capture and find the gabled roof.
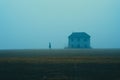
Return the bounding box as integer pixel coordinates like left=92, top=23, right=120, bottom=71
left=69, top=32, right=90, bottom=38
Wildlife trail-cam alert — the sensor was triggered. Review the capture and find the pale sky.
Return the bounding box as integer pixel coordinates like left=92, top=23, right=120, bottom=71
left=0, top=0, right=120, bottom=49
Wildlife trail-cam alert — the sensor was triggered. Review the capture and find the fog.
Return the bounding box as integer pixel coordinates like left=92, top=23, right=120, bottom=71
left=0, top=0, right=120, bottom=49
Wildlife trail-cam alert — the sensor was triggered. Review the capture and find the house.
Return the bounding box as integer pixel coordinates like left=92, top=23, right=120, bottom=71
left=68, top=32, right=91, bottom=48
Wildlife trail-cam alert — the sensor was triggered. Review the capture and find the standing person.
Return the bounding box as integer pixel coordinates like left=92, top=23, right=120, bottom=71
left=49, top=42, right=51, bottom=49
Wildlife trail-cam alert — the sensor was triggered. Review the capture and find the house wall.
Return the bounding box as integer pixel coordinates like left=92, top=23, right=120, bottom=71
left=68, top=38, right=90, bottom=48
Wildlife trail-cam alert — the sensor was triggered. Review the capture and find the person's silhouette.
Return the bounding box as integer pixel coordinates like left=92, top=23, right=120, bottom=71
left=49, top=42, right=51, bottom=49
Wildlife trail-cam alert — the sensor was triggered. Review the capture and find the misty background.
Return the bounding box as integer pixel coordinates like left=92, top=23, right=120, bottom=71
left=0, top=0, right=120, bottom=49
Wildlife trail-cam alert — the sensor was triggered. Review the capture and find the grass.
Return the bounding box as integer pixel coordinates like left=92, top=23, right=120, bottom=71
left=0, top=56, right=120, bottom=63
left=0, top=49, right=120, bottom=80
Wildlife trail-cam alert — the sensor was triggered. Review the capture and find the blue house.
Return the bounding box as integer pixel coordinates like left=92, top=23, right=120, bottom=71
left=68, top=32, right=91, bottom=48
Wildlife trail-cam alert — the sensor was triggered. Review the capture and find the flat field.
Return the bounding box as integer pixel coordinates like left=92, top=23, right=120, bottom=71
left=0, top=49, right=120, bottom=80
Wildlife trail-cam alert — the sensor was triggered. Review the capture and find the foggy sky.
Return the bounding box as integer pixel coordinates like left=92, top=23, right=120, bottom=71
left=0, top=0, right=120, bottom=49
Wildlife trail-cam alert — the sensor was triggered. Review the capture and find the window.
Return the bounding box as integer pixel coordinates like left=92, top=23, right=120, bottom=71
left=84, top=39, right=87, bottom=41
left=77, top=44, right=80, bottom=48
left=71, top=45, right=74, bottom=48
left=85, top=45, right=87, bottom=48
left=71, top=38, right=73, bottom=42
